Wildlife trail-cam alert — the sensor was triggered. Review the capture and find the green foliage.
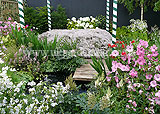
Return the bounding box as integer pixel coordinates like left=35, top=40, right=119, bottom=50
left=95, top=15, right=113, bottom=34
left=154, top=0, right=160, bottom=11
left=118, top=0, right=159, bottom=14
left=149, top=25, right=160, bottom=54
left=24, top=5, right=68, bottom=34
left=116, top=19, right=149, bottom=43
left=51, top=5, right=68, bottom=29
left=64, top=75, right=77, bottom=91
left=8, top=70, right=33, bottom=84
left=95, top=15, right=106, bottom=30
left=90, top=54, right=113, bottom=77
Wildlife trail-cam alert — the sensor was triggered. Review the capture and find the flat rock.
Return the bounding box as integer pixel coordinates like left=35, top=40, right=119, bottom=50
left=39, top=28, right=112, bottom=58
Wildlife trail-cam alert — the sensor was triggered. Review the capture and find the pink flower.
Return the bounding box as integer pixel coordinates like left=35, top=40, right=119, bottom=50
left=146, top=74, right=152, bottom=80
left=111, top=65, right=117, bottom=72
left=147, top=54, right=152, bottom=60
left=155, top=97, right=160, bottom=105
left=150, top=80, right=157, bottom=87
left=139, top=39, right=148, bottom=48
left=128, top=100, right=132, bottom=103
left=116, top=83, right=120, bottom=88
left=126, top=105, right=130, bottom=108
left=151, top=51, right=159, bottom=57
left=136, top=47, right=145, bottom=56
left=116, top=63, right=122, bottom=69
left=110, top=50, right=119, bottom=57
left=156, top=65, right=160, bottom=71
left=126, top=45, right=133, bottom=52
left=8, top=17, right=12, bottom=20
left=150, top=45, right=158, bottom=52
left=132, top=101, right=137, bottom=107
left=3, top=25, right=8, bottom=29
left=136, top=57, right=146, bottom=65
left=133, top=108, right=136, bottom=111
left=129, top=68, right=138, bottom=78
left=106, top=76, right=111, bottom=82
left=114, top=76, right=119, bottom=83
left=154, top=74, right=160, bottom=81
left=155, top=90, right=160, bottom=97
left=139, top=90, right=143, bottom=94
left=121, top=56, right=127, bottom=61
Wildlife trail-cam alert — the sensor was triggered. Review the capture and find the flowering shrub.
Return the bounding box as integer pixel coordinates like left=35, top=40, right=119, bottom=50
left=67, top=16, right=98, bottom=29
left=0, top=17, right=25, bottom=36
left=116, top=19, right=149, bottom=42
left=129, top=19, right=148, bottom=32
left=102, top=40, right=160, bottom=113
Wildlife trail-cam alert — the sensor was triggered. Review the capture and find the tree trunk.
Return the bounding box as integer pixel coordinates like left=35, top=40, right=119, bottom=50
left=141, top=4, right=144, bottom=21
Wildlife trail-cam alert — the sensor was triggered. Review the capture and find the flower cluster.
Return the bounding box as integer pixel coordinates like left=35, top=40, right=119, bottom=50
left=67, top=16, right=98, bottom=30
left=106, top=40, right=160, bottom=113
left=0, top=64, right=69, bottom=114
left=129, top=19, right=148, bottom=32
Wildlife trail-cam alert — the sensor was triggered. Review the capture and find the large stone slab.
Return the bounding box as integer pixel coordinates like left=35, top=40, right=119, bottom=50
left=39, top=28, right=112, bottom=58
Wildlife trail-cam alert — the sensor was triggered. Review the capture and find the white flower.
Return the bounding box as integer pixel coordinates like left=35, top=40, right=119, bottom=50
left=2, top=66, right=9, bottom=71
left=10, top=68, right=16, bottom=71
left=71, top=17, right=76, bottom=22
left=17, top=81, right=24, bottom=88
left=14, top=87, right=20, bottom=92
left=85, top=23, right=89, bottom=28
left=89, top=25, right=94, bottom=28
left=29, top=88, right=35, bottom=93
left=51, top=103, right=58, bottom=107
left=23, top=99, right=28, bottom=104
left=28, top=81, right=36, bottom=86
left=44, top=95, right=50, bottom=99
left=0, top=58, right=4, bottom=64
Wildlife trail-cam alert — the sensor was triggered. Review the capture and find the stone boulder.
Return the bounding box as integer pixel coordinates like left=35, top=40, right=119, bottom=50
left=39, top=28, right=112, bottom=58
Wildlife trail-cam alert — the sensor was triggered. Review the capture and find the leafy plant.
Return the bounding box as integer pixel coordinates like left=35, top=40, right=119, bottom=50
left=51, top=5, right=68, bottom=29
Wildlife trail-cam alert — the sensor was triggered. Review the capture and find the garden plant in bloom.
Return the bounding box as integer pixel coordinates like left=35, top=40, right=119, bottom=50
left=105, top=40, right=160, bottom=113
left=67, top=16, right=98, bottom=30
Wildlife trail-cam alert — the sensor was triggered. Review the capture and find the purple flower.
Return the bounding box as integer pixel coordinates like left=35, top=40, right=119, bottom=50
left=154, top=74, right=160, bottom=82
left=146, top=74, right=152, bottom=80
left=126, top=45, right=133, bottom=52
left=150, top=80, right=157, bottom=87
left=150, top=45, right=158, bottom=52
left=110, top=50, right=119, bottom=57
